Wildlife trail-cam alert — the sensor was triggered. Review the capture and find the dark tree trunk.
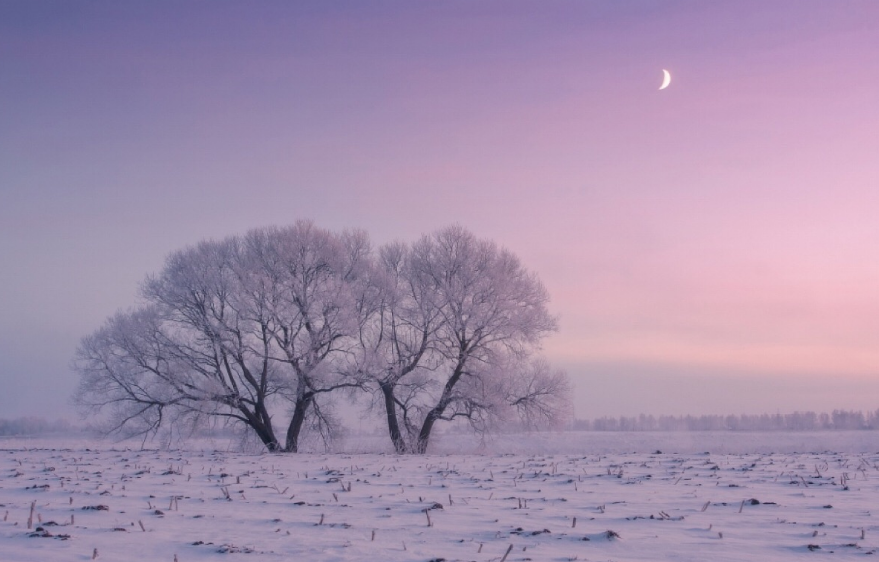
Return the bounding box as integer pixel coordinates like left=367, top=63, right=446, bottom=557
left=285, top=393, right=314, bottom=452
left=380, top=382, right=407, bottom=454
left=257, top=432, right=281, bottom=453
left=239, top=405, right=281, bottom=452
left=415, top=410, right=440, bottom=454
left=255, top=403, right=281, bottom=452
left=414, top=359, right=466, bottom=454
left=256, top=425, right=281, bottom=452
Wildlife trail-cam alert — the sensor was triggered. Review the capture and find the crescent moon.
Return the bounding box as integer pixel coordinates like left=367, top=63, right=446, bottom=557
left=659, top=69, right=671, bottom=90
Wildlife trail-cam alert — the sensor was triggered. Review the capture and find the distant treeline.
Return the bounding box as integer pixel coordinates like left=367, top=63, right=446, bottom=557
left=573, top=410, right=879, bottom=431
left=0, top=417, right=79, bottom=436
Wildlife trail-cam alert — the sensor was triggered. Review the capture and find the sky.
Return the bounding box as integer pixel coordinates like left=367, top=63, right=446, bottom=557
left=2, top=1, right=878, bottom=422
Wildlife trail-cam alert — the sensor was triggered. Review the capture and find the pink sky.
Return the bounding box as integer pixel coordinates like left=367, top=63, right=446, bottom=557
left=1, top=1, right=878, bottom=419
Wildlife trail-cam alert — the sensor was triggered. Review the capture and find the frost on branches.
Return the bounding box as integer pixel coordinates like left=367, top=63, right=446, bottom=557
left=74, top=222, right=571, bottom=453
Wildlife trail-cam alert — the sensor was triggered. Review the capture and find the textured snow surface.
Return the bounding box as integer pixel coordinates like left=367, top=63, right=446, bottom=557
left=2, top=434, right=879, bottom=561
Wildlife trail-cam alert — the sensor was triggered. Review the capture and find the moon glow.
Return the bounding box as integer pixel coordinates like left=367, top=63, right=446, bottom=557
left=659, top=69, right=671, bottom=90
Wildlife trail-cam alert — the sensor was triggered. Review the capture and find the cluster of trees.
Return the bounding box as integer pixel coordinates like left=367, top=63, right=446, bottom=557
left=74, top=222, right=571, bottom=454
left=574, top=409, right=879, bottom=432
left=0, top=417, right=78, bottom=436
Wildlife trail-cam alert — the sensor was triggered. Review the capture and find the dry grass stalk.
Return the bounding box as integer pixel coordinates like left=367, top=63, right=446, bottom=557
left=738, top=500, right=744, bottom=513
left=28, top=500, right=35, bottom=529
left=500, top=544, right=514, bottom=562
left=572, top=517, right=577, bottom=528
left=424, top=508, right=432, bottom=527
left=701, top=501, right=710, bottom=512
left=139, top=520, right=146, bottom=532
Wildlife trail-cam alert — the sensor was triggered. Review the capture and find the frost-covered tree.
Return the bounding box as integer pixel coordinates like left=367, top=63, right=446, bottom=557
left=74, top=221, right=370, bottom=452
left=361, top=226, right=569, bottom=453
left=75, top=222, right=569, bottom=453
left=355, top=240, right=444, bottom=453
left=243, top=223, right=373, bottom=451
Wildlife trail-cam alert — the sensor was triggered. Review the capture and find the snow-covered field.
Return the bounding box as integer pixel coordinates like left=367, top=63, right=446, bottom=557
left=2, top=432, right=879, bottom=561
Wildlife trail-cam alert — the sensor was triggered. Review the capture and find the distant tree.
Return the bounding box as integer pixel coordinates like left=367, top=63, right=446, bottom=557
left=74, top=221, right=371, bottom=452
left=0, top=417, right=75, bottom=436
left=832, top=409, right=866, bottom=430
left=575, top=409, right=879, bottom=432
left=359, top=226, right=568, bottom=453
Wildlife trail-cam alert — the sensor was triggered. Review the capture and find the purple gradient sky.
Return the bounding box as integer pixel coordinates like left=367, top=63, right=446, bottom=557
left=2, top=1, right=878, bottom=421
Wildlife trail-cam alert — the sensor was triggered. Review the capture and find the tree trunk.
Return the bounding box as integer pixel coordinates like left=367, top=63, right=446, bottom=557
left=380, top=382, right=407, bottom=454
left=285, top=394, right=314, bottom=452
left=238, top=404, right=281, bottom=452
left=253, top=422, right=281, bottom=451
left=255, top=401, right=281, bottom=452
left=414, top=358, right=466, bottom=454
left=415, top=410, right=440, bottom=454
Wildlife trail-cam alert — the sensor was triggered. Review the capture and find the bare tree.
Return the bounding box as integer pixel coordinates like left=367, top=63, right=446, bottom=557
left=74, top=221, right=370, bottom=452
left=362, top=225, right=567, bottom=453
left=357, top=241, right=444, bottom=453
left=245, top=223, right=373, bottom=451
left=75, top=222, right=568, bottom=453
left=411, top=226, right=562, bottom=452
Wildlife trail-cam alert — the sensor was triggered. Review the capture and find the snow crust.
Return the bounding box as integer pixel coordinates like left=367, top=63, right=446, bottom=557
left=2, top=432, right=878, bottom=561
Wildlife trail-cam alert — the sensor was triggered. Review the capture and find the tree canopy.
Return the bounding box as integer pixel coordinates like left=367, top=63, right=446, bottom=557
left=74, top=222, right=570, bottom=453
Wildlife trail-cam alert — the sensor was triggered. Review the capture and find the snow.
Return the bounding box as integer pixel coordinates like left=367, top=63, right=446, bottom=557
left=2, top=432, right=878, bottom=561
